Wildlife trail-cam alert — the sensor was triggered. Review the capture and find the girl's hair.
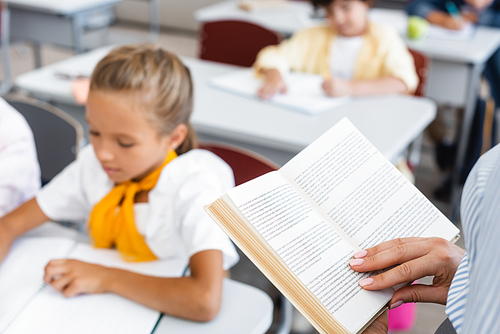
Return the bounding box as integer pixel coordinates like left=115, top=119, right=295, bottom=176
left=90, top=44, right=197, bottom=155
left=311, top=0, right=373, bottom=9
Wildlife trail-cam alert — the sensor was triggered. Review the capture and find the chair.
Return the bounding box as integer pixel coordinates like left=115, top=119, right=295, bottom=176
left=0, top=2, right=12, bottom=95
left=5, top=97, right=84, bottom=185
left=199, top=142, right=292, bottom=334
left=406, top=49, right=430, bottom=173
left=409, top=49, right=429, bottom=98
left=198, top=20, right=283, bottom=67
left=199, top=142, right=279, bottom=185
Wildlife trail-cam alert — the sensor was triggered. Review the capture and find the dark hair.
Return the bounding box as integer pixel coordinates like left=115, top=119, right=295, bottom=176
left=90, top=44, right=197, bottom=155
left=310, top=0, right=373, bottom=9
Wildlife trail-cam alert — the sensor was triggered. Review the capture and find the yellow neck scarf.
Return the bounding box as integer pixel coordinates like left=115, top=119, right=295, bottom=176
left=88, top=150, right=177, bottom=262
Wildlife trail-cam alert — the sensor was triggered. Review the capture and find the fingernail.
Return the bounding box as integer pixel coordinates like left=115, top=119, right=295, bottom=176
left=349, top=259, right=364, bottom=267
left=353, top=250, right=368, bottom=259
left=390, top=300, right=404, bottom=309
left=359, top=278, right=374, bottom=287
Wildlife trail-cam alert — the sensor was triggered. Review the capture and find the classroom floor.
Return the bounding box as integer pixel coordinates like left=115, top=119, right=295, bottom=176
left=3, top=21, right=463, bottom=334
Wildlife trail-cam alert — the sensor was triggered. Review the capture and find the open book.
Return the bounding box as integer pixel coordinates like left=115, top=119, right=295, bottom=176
left=0, top=237, right=186, bottom=334
left=208, top=69, right=350, bottom=115
left=205, top=118, right=459, bottom=334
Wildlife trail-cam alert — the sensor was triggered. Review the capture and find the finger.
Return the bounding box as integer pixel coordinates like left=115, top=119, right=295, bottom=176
left=362, top=310, right=388, bottom=334
left=257, top=87, right=266, bottom=99
left=280, top=84, right=288, bottom=94
left=62, top=281, right=83, bottom=298
left=350, top=239, right=430, bottom=272
left=358, top=257, right=438, bottom=290
left=389, top=284, right=449, bottom=307
left=356, top=237, right=428, bottom=259
left=50, top=274, right=73, bottom=292
left=44, top=261, right=70, bottom=282
left=258, top=85, right=272, bottom=99
left=260, top=85, right=275, bottom=100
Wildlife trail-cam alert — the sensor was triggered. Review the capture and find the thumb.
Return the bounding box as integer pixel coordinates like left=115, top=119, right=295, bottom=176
left=390, top=284, right=448, bottom=308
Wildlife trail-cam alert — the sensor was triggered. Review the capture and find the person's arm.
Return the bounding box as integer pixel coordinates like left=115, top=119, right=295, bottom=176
left=0, top=198, right=50, bottom=261
left=254, top=28, right=319, bottom=99
left=72, top=78, right=91, bottom=106
left=44, top=249, right=224, bottom=321
left=0, top=113, right=40, bottom=217
left=257, top=68, right=288, bottom=99
left=427, top=11, right=469, bottom=29
left=348, top=237, right=465, bottom=307
left=322, top=77, right=407, bottom=97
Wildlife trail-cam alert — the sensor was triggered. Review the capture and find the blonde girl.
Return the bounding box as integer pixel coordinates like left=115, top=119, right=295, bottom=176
left=0, top=45, right=238, bottom=321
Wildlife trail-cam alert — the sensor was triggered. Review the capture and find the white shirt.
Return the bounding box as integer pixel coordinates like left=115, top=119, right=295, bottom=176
left=329, top=36, right=364, bottom=80
left=0, top=98, right=40, bottom=217
left=36, top=145, right=239, bottom=269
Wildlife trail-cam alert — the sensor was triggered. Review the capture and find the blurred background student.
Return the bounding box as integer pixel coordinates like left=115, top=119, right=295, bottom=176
left=407, top=0, right=500, bottom=200
left=407, top=0, right=500, bottom=106
left=254, top=0, right=418, bottom=100
left=0, top=97, right=40, bottom=217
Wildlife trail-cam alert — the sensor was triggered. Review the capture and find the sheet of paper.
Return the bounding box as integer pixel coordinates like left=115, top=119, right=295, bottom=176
left=1, top=238, right=187, bottom=334
left=208, top=69, right=350, bottom=115
left=427, top=23, right=476, bottom=41
left=0, top=237, right=75, bottom=333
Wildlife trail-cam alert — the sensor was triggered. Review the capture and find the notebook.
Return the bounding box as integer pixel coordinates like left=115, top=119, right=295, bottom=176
left=208, top=69, right=350, bottom=115
left=0, top=237, right=187, bottom=334
left=427, top=23, right=476, bottom=41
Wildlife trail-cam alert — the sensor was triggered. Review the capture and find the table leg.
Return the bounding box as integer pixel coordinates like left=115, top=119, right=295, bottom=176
left=275, top=295, right=292, bottom=334
left=72, top=14, right=85, bottom=54
left=33, top=42, right=42, bottom=68
left=451, top=62, right=485, bottom=222
left=0, top=6, right=12, bottom=95
left=148, top=0, right=160, bottom=42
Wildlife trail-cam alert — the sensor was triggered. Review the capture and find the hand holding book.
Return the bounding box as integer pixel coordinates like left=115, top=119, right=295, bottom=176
left=205, top=118, right=459, bottom=334
left=350, top=237, right=465, bottom=307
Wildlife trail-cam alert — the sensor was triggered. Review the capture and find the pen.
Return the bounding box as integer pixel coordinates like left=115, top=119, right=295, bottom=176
left=445, top=1, right=462, bottom=26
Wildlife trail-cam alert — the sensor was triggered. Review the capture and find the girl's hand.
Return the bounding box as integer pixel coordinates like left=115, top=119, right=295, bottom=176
left=428, top=12, right=468, bottom=30
left=461, top=11, right=478, bottom=23
left=349, top=237, right=465, bottom=307
left=44, top=259, right=112, bottom=297
left=322, top=78, right=352, bottom=97
left=362, top=311, right=388, bottom=334
left=442, top=16, right=468, bottom=30
left=257, top=69, right=287, bottom=100
left=0, top=224, right=14, bottom=263
left=71, top=78, right=91, bottom=105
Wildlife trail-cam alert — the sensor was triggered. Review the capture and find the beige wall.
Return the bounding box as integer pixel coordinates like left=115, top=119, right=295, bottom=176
left=114, top=0, right=225, bottom=32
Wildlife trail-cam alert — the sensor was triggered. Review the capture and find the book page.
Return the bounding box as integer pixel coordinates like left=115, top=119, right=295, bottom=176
left=227, top=171, right=393, bottom=334
left=275, top=118, right=458, bottom=332
left=0, top=237, right=75, bottom=333
left=3, top=240, right=187, bottom=334
left=281, top=118, right=459, bottom=251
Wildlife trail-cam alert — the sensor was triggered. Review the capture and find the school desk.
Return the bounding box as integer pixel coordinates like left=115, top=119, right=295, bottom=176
left=6, top=0, right=121, bottom=68
left=21, top=222, right=274, bottom=334
left=14, top=46, right=436, bottom=167
left=6, top=0, right=160, bottom=68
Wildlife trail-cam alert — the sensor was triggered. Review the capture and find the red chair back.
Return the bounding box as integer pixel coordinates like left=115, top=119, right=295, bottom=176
left=198, top=20, right=283, bottom=67
left=409, top=49, right=429, bottom=97
left=199, top=143, right=279, bottom=186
